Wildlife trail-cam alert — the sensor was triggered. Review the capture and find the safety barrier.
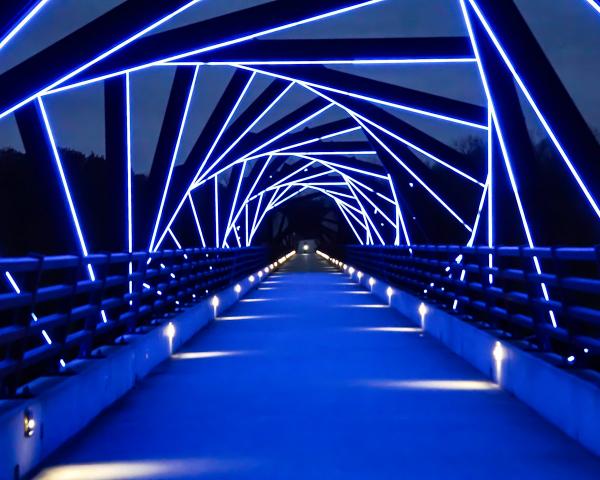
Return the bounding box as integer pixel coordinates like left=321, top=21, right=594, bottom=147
left=0, top=247, right=268, bottom=396
left=340, top=245, right=600, bottom=372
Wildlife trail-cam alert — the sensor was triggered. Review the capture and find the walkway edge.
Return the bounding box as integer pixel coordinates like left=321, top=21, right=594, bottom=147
left=0, top=273, right=267, bottom=480
left=355, top=271, right=600, bottom=457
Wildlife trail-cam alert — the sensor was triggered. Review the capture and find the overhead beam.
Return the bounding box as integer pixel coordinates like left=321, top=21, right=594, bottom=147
left=43, top=1, right=386, bottom=90
left=167, top=37, right=475, bottom=64
left=0, top=0, right=202, bottom=118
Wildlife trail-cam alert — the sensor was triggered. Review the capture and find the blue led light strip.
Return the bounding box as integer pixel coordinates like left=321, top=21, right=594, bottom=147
left=8, top=1, right=383, bottom=119
left=167, top=58, right=478, bottom=67
left=1, top=0, right=206, bottom=120
left=232, top=64, right=488, bottom=130
left=149, top=65, right=200, bottom=252
left=584, top=0, right=600, bottom=14
left=0, top=0, right=51, bottom=50
left=467, top=0, right=600, bottom=219
left=38, top=97, right=96, bottom=281
left=188, top=193, right=206, bottom=247
left=460, top=0, right=557, bottom=327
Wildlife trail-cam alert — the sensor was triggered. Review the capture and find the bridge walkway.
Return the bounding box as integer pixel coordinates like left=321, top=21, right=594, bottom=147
left=33, top=254, right=600, bottom=479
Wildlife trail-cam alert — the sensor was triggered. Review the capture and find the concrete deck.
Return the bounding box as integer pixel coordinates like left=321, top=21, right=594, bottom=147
left=33, top=254, right=600, bottom=479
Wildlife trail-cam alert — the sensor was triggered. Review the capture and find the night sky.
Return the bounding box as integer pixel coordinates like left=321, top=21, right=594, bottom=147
left=0, top=0, right=598, bottom=174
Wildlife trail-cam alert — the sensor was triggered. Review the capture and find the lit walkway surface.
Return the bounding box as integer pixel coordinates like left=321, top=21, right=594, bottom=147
left=34, top=255, right=600, bottom=479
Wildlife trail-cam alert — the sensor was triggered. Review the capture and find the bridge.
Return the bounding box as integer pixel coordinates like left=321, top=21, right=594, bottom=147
left=1, top=1, right=600, bottom=479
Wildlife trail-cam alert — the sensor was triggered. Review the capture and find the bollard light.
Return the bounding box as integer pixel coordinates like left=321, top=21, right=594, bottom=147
left=165, top=322, right=175, bottom=340
left=368, top=277, right=375, bottom=287
left=349, top=267, right=355, bottom=275
left=234, top=284, right=242, bottom=294
left=211, top=296, right=220, bottom=308
left=357, top=271, right=363, bottom=280
left=386, top=286, right=393, bottom=298
left=258, top=271, right=263, bottom=278
left=24, top=409, right=35, bottom=438
left=418, top=302, right=428, bottom=318
left=303, top=244, right=309, bottom=252
left=249, top=275, right=255, bottom=283
left=493, top=341, right=505, bottom=383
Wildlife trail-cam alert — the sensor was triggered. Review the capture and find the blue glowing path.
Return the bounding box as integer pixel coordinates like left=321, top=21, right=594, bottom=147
left=35, top=255, right=600, bottom=479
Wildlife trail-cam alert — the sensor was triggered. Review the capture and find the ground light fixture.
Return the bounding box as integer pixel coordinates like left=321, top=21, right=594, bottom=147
left=493, top=341, right=505, bottom=383
left=234, top=284, right=242, bottom=294
left=418, top=302, right=428, bottom=329
left=165, top=322, right=176, bottom=340
left=24, top=409, right=35, bottom=438
left=249, top=275, right=255, bottom=282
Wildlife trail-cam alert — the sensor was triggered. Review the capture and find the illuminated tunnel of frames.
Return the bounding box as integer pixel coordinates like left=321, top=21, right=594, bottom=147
left=0, top=0, right=599, bottom=259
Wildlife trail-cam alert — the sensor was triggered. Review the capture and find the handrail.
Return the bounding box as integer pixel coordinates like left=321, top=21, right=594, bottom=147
left=0, top=247, right=268, bottom=396
left=342, top=245, right=600, bottom=372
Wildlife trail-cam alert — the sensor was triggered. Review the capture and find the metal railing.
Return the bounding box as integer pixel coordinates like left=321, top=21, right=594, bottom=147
left=0, top=247, right=268, bottom=396
left=342, top=245, right=600, bottom=371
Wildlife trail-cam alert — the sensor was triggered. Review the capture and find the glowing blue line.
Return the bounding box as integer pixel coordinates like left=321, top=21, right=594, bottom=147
left=346, top=177, right=396, bottom=227
left=168, top=229, right=182, bottom=248
left=245, top=204, right=249, bottom=246
left=188, top=193, right=206, bottom=247
left=338, top=199, right=365, bottom=244
left=226, top=155, right=274, bottom=237
left=192, top=72, right=256, bottom=184
left=193, top=104, right=334, bottom=187
left=467, top=0, right=600, bottom=219
left=150, top=71, right=256, bottom=252
left=196, top=81, right=295, bottom=184
left=321, top=126, right=361, bottom=139
left=299, top=83, right=484, bottom=186
left=224, top=160, right=247, bottom=246
left=42, top=330, right=52, bottom=345
left=126, top=72, right=133, bottom=300
left=258, top=160, right=318, bottom=194
left=264, top=175, right=343, bottom=194
left=375, top=191, right=396, bottom=205
left=5, top=272, right=20, bottom=293
left=584, top=0, right=600, bottom=14
left=270, top=185, right=307, bottom=209
left=145, top=1, right=386, bottom=67
left=352, top=113, right=473, bottom=232
left=294, top=155, right=388, bottom=180
left=487, top=106, right=494, bottom=283
left=149, top=65, right=199, bottom=252
left=5, top=258, right=62, bottom=353
left=270, top=150, right=376, bottom=156
left=0, top=0, right=51, bottom=50
left=166, top=58, right=478, bottom=66
left=42, top=1, right=385, bottom=97
left=250, top=191, right=277, bottom=242
left=388, top=174, right=411, bottom=247
left=1, top=0, right=206, bottom=120
left=38, top=97, right=95, bottom=281
left=219, top=126, right=362, bottom=164
left=346, top=180, right=383, bottom=244
left=232, top=64, right=488, bottom=130
left=461, top=0, right=557, bottom=327
left=214, top=175, right=220, bottom=247
left=251, top=192, right=264, bottom=240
